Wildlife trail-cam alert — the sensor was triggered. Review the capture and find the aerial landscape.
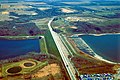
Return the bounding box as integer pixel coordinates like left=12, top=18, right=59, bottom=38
left=0, top=0, right=120, bottom=80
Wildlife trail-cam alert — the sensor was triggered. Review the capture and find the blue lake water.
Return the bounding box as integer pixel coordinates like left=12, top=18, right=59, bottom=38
left=79, top=34, right=120, bottom=63
left=0, top=39, right=40, bottom=60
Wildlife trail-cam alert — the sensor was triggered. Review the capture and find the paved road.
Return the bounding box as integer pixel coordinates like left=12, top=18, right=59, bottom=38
left=48, top=17, right=77, bottom=80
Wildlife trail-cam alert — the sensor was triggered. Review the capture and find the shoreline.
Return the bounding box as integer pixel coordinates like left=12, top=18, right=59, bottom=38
left=80, top=38, right=119, bottom=64
left=71, top=33, right=120, bottom=37
left=72, top=33, right=120, bottom=64
left=93, top=52, right=119, bottom=64
left=0, top=36, right=41, bottom=40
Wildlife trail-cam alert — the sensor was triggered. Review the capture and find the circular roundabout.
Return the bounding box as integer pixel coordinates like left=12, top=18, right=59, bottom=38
left=7, top=66, right=22, bottom=74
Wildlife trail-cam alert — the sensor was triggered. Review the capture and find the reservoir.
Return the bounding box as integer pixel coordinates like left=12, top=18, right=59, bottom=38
left=0, top=39, right=40, bottom=60
left=79, top=34, right=120, bottom=63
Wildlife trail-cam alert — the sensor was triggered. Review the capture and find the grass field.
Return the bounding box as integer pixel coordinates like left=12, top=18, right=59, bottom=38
left=2, top=59, right=48, bottom=77
left=44, top=30, right=61, bottom=59
left=40, top=36, right=48, bottom=54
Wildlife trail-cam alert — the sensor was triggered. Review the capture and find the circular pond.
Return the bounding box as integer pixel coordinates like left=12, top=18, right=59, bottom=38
left=21, top=60, right=37, bottom=68
left=7, top=66, right=22, bottom=74
left=24, top=62, right=34, bottom=67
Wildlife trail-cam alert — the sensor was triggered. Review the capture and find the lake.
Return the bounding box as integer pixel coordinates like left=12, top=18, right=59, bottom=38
left=0, top=39, right=40, bottom=60
left=79, top=34, right=120, bottom=63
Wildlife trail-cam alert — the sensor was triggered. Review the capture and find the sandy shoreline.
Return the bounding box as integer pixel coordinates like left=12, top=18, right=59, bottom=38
left=75, top=33, right=120, bottom=37
left=72, top=33, right=120, bottom=64
left=94, top=52, right=119, bottom=64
